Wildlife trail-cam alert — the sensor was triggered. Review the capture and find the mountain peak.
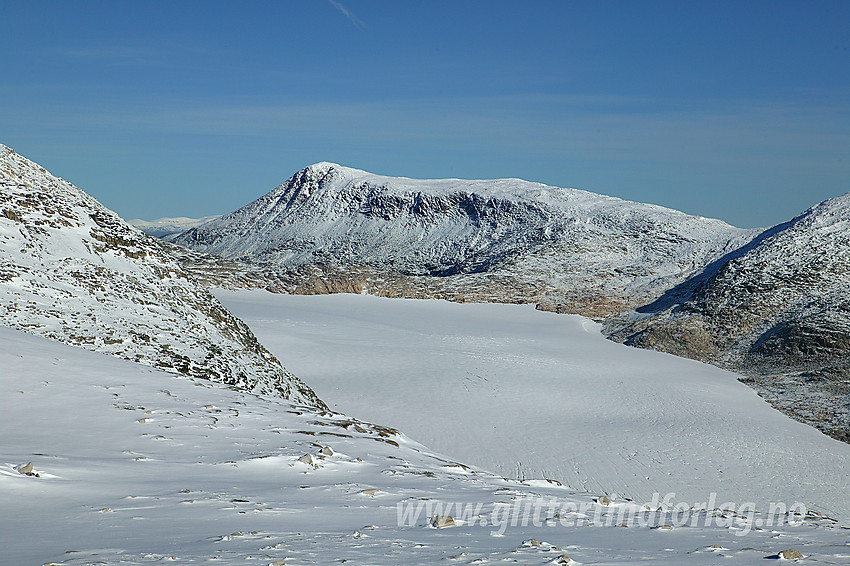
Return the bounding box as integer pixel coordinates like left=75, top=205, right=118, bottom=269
left=306, top=161, right=346, bottom=172
left=175, top=163, right=753, bottom=317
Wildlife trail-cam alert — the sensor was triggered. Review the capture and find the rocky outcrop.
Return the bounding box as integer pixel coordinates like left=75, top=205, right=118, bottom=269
left=0, top=144, right=324, bottom=408
left=607, top=194, right=850, bottom=441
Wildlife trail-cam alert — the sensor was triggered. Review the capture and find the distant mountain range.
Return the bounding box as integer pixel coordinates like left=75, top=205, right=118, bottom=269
left=0, top=144, right=323, bottom=408
left=173, top=162, right=849, bottom=441
left=130, top=215, right=221, bottom=240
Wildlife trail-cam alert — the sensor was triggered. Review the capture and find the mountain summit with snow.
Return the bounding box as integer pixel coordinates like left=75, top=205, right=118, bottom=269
left=0, top=144, right=323, bottom=407
left=174, top=162, right=756, bottom=317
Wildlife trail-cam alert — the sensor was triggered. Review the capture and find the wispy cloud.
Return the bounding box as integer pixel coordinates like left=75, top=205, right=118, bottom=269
left=14, top=94, right=846, bottom=171
left=62, top=46, right=169, bottom=67
left=60, top=42, right=233, bottom=68
left=327, top=0, right=365, bottom=30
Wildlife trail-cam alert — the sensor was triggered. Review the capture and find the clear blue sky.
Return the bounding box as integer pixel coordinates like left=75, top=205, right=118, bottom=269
left=2, top=1, right=848, bottom=228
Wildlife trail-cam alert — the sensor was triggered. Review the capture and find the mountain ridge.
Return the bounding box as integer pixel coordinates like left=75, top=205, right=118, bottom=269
left=606, top=191, right=850, bottom=440
left=175, top=162, right=756, bottom=317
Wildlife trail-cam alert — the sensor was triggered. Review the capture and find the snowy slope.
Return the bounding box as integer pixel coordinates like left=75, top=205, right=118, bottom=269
left=216, top=290, right=850, bottom=524
left=4, top=326, right=849, bottom=565
left=608, top=193, right=850, bottom=441
left=175, top=163, right=755, bottom=317
left=130, top=215, right=221, bottom=240
left=0, top=144, right=321, bottom=405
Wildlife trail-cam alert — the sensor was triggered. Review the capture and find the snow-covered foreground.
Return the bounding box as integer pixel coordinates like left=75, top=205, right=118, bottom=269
left=4, top=329, right=850, bottom=565
left=217, top=290, right=850, bottom=525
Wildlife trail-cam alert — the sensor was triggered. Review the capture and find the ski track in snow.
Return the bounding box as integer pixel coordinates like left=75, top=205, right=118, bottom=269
left=216, top=289, right=850, bottom=523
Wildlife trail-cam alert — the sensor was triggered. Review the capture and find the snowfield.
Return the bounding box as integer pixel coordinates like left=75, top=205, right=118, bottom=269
left=3, top=326, right=850, bottom=566
left=216, top=289, right=850, bottom=524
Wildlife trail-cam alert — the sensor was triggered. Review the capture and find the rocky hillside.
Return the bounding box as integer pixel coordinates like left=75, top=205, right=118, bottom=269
left=0, top=144, right=324, bottom=408
left=607, top=194, right=850, bottom=441
left=174, top=162, right=755, bottom=317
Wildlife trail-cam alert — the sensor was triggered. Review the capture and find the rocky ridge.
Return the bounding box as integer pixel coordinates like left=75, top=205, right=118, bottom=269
left=606, top=193, right=850, bottom=441
left=0, top=144, right=323, bottom=408
left=174, top=162, right=756, bottom=318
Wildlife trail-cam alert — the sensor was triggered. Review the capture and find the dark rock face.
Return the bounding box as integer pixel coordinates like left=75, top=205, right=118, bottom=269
left=174, top=162, right=751, bottom=318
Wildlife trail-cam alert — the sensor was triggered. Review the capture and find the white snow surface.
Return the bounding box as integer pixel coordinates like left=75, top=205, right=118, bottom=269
left=175, top=163, right=757, bottom=305
left=217, top=289, right=850, bottom=523
left=4, top=326, right=850, bottom=565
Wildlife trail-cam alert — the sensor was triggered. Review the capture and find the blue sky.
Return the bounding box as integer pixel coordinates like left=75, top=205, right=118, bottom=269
left=2, top=1, right=848, bottom=228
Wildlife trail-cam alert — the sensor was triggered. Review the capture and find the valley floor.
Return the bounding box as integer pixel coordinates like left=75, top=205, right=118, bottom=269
left=2, top=301, right=849, bottom=564
left=216, top=290, right=850, bottom=523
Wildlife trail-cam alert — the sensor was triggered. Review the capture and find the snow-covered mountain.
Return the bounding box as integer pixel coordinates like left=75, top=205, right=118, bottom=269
left=0, top=144, right=323, bottom=407
left=130, top=215, right=221, bottom=240
left=608, top=193, right=850, bottom=441
left=174, top=162, right=756, bottom=317
left=3, top=147, right=850, bottom=562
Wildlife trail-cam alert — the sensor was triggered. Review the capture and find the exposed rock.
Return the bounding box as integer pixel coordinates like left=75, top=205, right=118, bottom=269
left=430, top=515, right=455, bottom=528
left=779, top=548, right=804, bottom=560
left=173, top=162, right=753, bottom=319
left=298, top=454, right=314, bottom=466
left=0, top=144, right=324, bottom=409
